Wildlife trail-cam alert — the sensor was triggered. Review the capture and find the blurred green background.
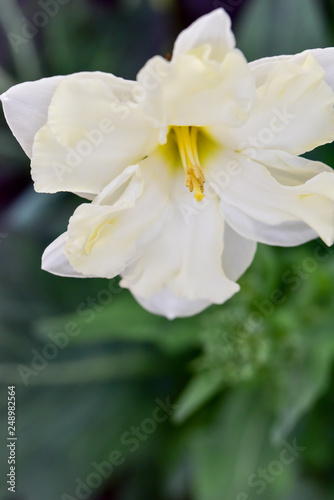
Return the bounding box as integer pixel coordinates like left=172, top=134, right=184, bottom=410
left=1, top=0, right=334, bottom=499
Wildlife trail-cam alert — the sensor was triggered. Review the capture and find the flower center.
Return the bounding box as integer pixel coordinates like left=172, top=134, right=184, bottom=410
left=173, top=126, right=205, bottom=202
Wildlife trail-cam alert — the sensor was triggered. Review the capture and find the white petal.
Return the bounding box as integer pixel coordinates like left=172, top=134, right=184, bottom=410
left=310, top=48, right=334, bottom=89
left=132, top=287, right=211, bottom=320
left=257, top=148, right=334, bottom=185
left=120, top=180, right=185, bottom=298
left=221, top=223, right=257, bottom=281
left=1, top=76, right=63, bottom=157
left=31, top=74, right=159, bottom=195
left=137, top=49, right=254, bottom=128
left=210, top=52, right=334, bottom=156
left=122, top=182, right=240, bottom=310
left=221, top=204, right=317, bottom=247
left=64, top=157, right=171, bottom=278
left=172, top=8, right=235, bottom=62
left=249, top=47, right=334, bottom=90
left=46, top=73, right=135, bottom=145
left=171, top=197, right=239, bottom=303
left=42, top=233, right=95, bottom=277
left=211, top=150, right=334, bottom=246
left=120, top=213, right=181, bottom=299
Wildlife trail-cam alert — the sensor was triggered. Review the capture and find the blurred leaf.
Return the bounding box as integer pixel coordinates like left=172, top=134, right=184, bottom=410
left=34, top=291, right=202, bottom=354
left=0, top=381, right=178, bottom=500
left=173, top=368, right=225, bottom=423
left=0, top=66, right=15, bottom=93
left=0, top=0, right=42, bottom=80
left=236, top=0, right=328, bottom=60
left=271, top=330, right=334, bottom=443
left=43, top=0, right=93, bottom=74
left=1, top=350, right=172, bottom=385
left=190, top=387, right=297, bottom=500
left=0, top=128, right=27, bottom=161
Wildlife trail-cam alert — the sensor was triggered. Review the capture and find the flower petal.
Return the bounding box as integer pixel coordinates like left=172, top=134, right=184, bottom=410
left=221, top=223, right=257, bottom=281
left=210, top=52, right=334, bottom=156
left=172, top=8, right=235, bottom=62
left=64, top=155, right=171, bottom=278
left=310, top=48, right=334, bottom=89
left=131, top=222, right=256, bottom=320
left=171, top=197, right=239, bottom=303
left=0, top=76, right=63, bottom=157
left=42, top=233, right=95, bottom=277
left=132, top=288, right=211, bottom=320
left=221, top=204, right=317, bottom=247
left=120, top=203, right=184, bottom=298
left=211, top=150, right=334, bottom=246
left=31, top=74, right=159, bottom=195
left=249, top=47, right=334, bottom=90
left=137, top=49, right=254, bottom=129
left=122, top=183, right=240, bottom=312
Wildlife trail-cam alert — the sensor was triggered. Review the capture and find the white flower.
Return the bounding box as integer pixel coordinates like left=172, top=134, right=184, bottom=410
left=2, top=8, right=334, bottom=319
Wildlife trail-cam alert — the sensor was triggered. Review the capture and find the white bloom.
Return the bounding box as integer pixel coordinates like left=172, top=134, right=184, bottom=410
left=2, top=8, right=334, bottom=319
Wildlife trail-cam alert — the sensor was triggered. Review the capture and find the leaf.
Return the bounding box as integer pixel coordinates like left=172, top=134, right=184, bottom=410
left=173, top=369, right=226, bottom=423
left=0, top=381, right=177, bottom=500
left=0, top=67, right=15, bottom=93
left=34, top=291, right=202, bottom=354
left=236, top=0, right=328, bottom=60
left=190, top=387, right=298, bottom=500
left=271, top=330, right=334, bottom=443
left=1, top=351, right=172, bottom=385
left=0, top=0, right=42, bottom=80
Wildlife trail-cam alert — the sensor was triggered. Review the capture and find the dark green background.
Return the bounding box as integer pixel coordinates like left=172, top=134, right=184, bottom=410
left=0, top=1, right=334, bottom=499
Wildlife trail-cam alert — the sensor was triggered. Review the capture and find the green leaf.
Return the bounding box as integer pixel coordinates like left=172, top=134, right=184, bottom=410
left=34, top=292, right=202, bottom=354
left=0, top=0, right=42, bottom=79
left=1, top=351, right=172, bottom=385
left=173, top=369, right=226, bottom=423
left=271, top=330, right=334, bottom=443
left=0, top=67, right=15, bottom=93
left=190, top=387, right=298, bottom=500
left=0, top=381, right=177, bottom=500
left=236, top=0, right=329, bottom=60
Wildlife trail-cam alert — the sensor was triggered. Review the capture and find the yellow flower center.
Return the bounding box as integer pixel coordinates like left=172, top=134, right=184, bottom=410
left=173, top=126, right=205, bottom=202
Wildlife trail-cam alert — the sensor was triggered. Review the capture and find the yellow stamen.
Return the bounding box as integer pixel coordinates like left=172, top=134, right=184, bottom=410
left=173, top=126, right=205, bottom=201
